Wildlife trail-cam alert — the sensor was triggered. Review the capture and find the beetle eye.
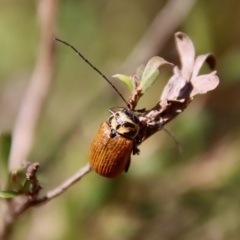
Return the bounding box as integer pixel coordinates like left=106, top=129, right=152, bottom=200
left=109, top=128, right=117, bottom=138
left=132, top=115, right=139, bottom=124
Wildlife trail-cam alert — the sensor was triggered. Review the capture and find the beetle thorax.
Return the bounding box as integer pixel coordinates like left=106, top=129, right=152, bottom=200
left=108, top=108, right=140, bottom=139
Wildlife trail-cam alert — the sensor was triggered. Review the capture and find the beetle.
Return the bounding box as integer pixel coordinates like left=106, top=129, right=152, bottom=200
left=89, top=108, right=140, bottom=178
left=56, top=38, right=141, bottom=178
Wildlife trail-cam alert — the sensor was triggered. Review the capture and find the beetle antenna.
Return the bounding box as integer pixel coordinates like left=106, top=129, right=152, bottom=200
left=55, top=38, right=130, bottom=108
left=162, top=126, right=183, bottom=153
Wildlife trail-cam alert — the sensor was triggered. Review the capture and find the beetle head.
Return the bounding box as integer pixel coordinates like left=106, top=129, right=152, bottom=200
left=108, top=108, right=140, bottom=139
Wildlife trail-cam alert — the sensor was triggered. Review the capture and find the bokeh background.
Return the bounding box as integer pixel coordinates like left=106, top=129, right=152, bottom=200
left=1, top=0, right=240, bottom=239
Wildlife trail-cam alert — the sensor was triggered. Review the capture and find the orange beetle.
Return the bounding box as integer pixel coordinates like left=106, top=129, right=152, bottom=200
left=89, top=108, right=140, bottom=178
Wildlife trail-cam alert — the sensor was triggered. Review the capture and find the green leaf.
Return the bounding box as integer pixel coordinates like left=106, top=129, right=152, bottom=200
left=112, top=74, right=133, bottom=93
left=22, top=180, right=31, bottom=193
left=141, top=70, right=160, bottom=93
left=0, top=190, right=19, bottom=199
left=140, top=56, right=172, bottom=93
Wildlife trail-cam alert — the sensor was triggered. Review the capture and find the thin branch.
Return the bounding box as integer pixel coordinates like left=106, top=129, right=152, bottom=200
left=34, top=163, right=92, bottom=205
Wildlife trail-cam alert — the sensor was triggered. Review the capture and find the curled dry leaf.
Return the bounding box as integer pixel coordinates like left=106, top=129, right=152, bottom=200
left=174, top=32, right=195, bottom=81
left=161, top=32, right=219, bottom=103
left=136, top=32, right=219, bottom=143
left=190, top=54, right=219, bottom=97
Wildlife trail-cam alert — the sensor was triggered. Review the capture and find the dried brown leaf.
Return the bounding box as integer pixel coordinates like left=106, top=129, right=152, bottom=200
left=190, top=71, right=219, bottom=97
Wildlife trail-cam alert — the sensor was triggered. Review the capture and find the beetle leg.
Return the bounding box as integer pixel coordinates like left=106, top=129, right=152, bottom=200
left=125, top=157, right=131, bottom=172
left=132, top=140, right=140, bottom=155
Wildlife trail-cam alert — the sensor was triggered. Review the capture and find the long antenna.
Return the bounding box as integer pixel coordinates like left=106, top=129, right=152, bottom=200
left=55, top=38, right=129, bottom=107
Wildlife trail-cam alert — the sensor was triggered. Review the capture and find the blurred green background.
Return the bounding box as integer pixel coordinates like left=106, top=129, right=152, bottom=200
left=1, top=0, right=240, bottom=239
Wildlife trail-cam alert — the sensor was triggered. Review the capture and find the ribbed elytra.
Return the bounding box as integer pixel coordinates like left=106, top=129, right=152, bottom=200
left=89, top=122, right=133, bottom=178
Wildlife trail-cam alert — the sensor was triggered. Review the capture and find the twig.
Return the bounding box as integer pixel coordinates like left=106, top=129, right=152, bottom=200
left=33, top=163, right=92, bottom=205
